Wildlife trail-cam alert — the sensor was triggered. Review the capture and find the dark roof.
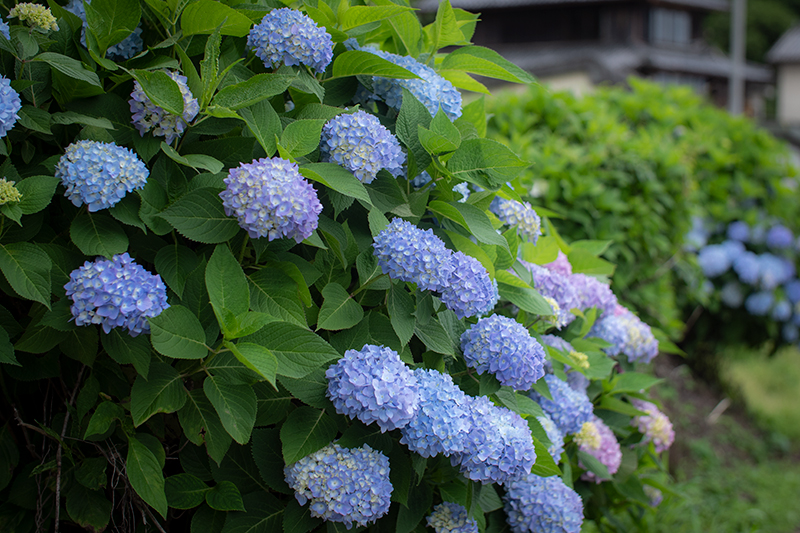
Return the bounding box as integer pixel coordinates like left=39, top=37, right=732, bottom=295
left=767, top=26, right=800, bottom=64
left=416, top=0, right=729, bottom=12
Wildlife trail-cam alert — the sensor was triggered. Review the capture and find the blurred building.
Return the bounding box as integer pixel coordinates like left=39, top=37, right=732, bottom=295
left=767, top=26, right=800, bottom=126
left=418, top=0, right=772, bottom=110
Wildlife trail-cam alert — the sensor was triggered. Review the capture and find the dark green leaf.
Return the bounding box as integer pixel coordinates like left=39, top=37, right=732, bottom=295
left=388, top=285, right=415, bottom=346
left=248, top=269, right=307, bottom=326
left=244, top=322, right=340, bottom=379
left=102, top=329, right=151, bottom=378
left=159, top=188, right=241, bottom=244
left=154, top=244, right=200, bottom=298
left=206, top=244, right=249, bottom=316
left=300, top=162, right=372, bottom=206
left=447, top=138, right=528, bottom=188
left=228, top=342, right=277, bottom=386
left=84, top=401, right=124, bottom=439
left=213, top=74, right=295, bottom=110
left=0, top=242, right=52, bottom=308
left=130, top=362, right=186, bottom=426
left=498, top=281, right=553, bottom=315
left=130, top=69, right=184, bottom=116
left=149, top=304, right=209, bottom=359
left=280, top=406, right=337, bottom=464
left=429, top=200, right=507, bottom=250
left=70, top=213, right=129, bottom=258
left=127, top=436, right=168, bottom=518
left=239, top=99, right=281, bottom=157
left=33, top=52, right=102, bottom=87
left=179, top=389, right=232, bottom=465
left=166, top=473, right=210, bottom=510
left=330, top=50, right=419, bottom=80
left=205, top=480, right=245, bottom=511
left=84, top=0, right=141, bottom=54
left=0, top=327, right=19, bottom=366
left=281, top=119, right=326, bottom=159
left=75, top=457, right=107, bottom=490
left=415, top=318, right=456, bottom=356
left=317, top=283, right=363, bottom=331
left=66, top=483, right=111, bottom=531
left=17, top=105, right=51, bottom=134
left=251, top=428, right=292, bottom=493
left=204, top=375, right=257, bottom=444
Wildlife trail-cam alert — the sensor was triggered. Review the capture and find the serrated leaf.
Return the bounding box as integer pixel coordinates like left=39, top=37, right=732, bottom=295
left=154, top=244, right=200, bottom=298
left=340, top=5, right=413, bottom=30
left=415, top=318, right=456, bottom=356
left=84, top=401, right=124, bottom=439
left=66, top=483, right=111, bottom=531
left=429, top=200, right=507, bottom=250
left=159, top=188, right=241, bottom=244
left=243, top=322, right=339, bottom=379
left=179, top=390, right=232, bottom=465
left=161, top=142, right=224, bottom=174
left=206, top=480, right=245, bottom=512
left=16, top=175, right=60, bottom=215
left=131, top=362, right=186, bottom=426
left=0, top=327, right=19, bottom=366
left=239, top=99, right=281, bottom=156
left=248, top=269, right=306, bottom=326
left=280, top=406, right=337, bottom=464
left=84, top=0, right=141, bottom=54
left=498, top=282, right=553, bottom=315
left=149, top=304, right=209, bottom=359
left=33, top=52, right=102, bottom=87
left=70, top=213, right=129, bottom=258
left=299, top=163, right=371, bottom=206
left=228, top=342, right=277, bottom=386
left=440, top=45, right=536, bottom=84
left=330, top=50, right=419, bottom=80
left=204, top=375, right=257, bottom=445
left=127, top=436, right=168, bottom=518
left=130, top=69, right=184, bottom=116
left=281, top=119, right=326, bottom=159
left=388, top=285, right=415, bottom=346
left=181, top=0, right=253, bottom=36
left=317, top=283, right=363, bottom=331
left=166, top=473, right=210, bottom=510
left=206, top=244, right=249, bottom=316
left=213, top=74, right=295, bottom=110
left=0, top=242, right=52, bottom=308
left=102, top=328, right=151, bottom=377
left=447, top=138, right=528, bottom=188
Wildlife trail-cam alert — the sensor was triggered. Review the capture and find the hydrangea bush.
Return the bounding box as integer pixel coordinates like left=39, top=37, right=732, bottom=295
left=0, top=2, right=674, bottom=532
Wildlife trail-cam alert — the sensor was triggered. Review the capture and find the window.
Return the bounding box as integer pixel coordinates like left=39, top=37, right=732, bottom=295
left=650, top=8, right=691, bottom=46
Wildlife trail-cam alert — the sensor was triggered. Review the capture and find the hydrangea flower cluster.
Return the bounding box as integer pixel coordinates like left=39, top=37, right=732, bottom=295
left=460, top=315, right=546, bottom=390
left=284, top=443, right=392, bottom=528
left=630, top=399, right=675, bottom=453
left=727, top=221, right=750, bottom=241
left=573, top=420, right=601, bottom=451
left=529, top=374, right=593, bottom=435
left=64, top=0, right=143, bottom=61
left=733, top=251, right=760, bottom=284
left=440, top=252, right=499, bottom=319
left=537, top=414, right=565, bottom=461
left=543, top=250, right=573, bottom=276
left=247, top=8, right=333, bottom=73
left=320, top=110, right=405, bottom=184
left=589, top=305, right=659, bottom=363
left=55, top=140, right=149, bottom=212
left=503, top=474, right=584, bottom=533
left=524, top=262, right=580, bottom=329
left=129, top=71, right=199, bottom=144
left=8, top=3, right=57, bottom=32
left=566, top=371, right=590, bottom=392
left=0, top=76, right=21, bottom=138
left=569, top=273, right=618, bottom=316
left=745, top=291, right=773, bottom=316
left=64, top=253, right=169, bottom=336
left=578, top=416, right=622, bottom=483
left=220, top=157, right=322, bottom=242
left=490, top=198, right=542, bottom=244
left=539, top=334, right=574, bottom=353
left=426, top=502, right=478, bottom=533
left=766, top=224, right=793, bottom=249
left=0, top=177, right=20, bottom=205
left=326, top=344, right=419, bottom=432
left=697, top=244, right=732, bottom=277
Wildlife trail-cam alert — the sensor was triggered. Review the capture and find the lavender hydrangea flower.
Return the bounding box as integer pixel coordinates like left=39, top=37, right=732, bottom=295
left=727, top=221, right=750, bottom=242
left=373, top=218, right=454, bottom=292
left=284, top=443, right=392, bottom=528
left=399, top=369, right=471, bottom=458
left=733, top=251, right=760, bottom=285
left=426, top=502, right=478, bottom=533
left=684, top=216, right=710, bottom=252
left=630, top=400, right=675, bottom=453
left=326, top=344, right=419, bottom=432
left=720, top=282, right=744, bottom=308
left=490, top=198, right=542, bottom=244
left=460, top=315, right=546, bottom=390
left=129, top=71, right=199, bottom=144
left=320, top=110, right=405, bottom=184
left=745, top=291, right=774, bottom=316
left=766, top=224, right=793, bottom=249
left=0, top=76, right=21, bottom=138
left=566, top=370, right=590, bottom=392
left=697, top=244, right=731, bottom=277
left=503, top=474, right=583, bottom=533
left=536, top=413, right=565, bottom=461
left=64, top=0, right=143, bottom=60
left=578, top=416, right=621, bottom=483
left=569, top=273, right=618, bottom=316
left=64, top=253, right=169, bottom=336
left=543, top=250, right=573, bottom=276
left=55, top=140, right=149, bottom=211
left=247, top=8, right=333, bottom=73
left=525, top=262, right=580, bottom=328
left=529, top=374, right=593, bottom=436
left=220, top=157, right=322, bottom=242
left=440, top=252, right=498, bottom=319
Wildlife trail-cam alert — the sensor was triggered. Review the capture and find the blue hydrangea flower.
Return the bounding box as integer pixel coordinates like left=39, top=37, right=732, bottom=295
left=720, top=240, right=745, bottom=262
left=772, top=299, right=791, bottom=321
left=440, top=252, right=498, bottom=319
left=569, top=273, right=617, bottom=316
left=578, top=416, right=621, bottom=483
left=247, top=8, right=333, bottom=73
left=491, top=198, right=542, bottom=244
left=785, top=280, right=800, bottom=303
left=697, top=244, right=731, bottom=278
left=683, top=216, right=710, bottom=251
left=529, top=374, right=593, bottom=436
left=733, top=251, right=760, bottom=285
left=284, top=443, right=392, bottom=528
left=454, top=182, right=470, bottom=203
left=759, top=253, right=792, bottom=290
left=745, top=291, right=774, bottom=316
left=129, top=71, right=199, bottom=144
left=452, top=395, right=536, bottom=485
left=539, top=334, right=574, bottom=353
left=64, top=253, right=169, bottom=336
left=55, top=140, right=149, bottom=212
left=0, top=17, right=9, bottom=40
left=427, top=502, right=478, bottom=533
left=525, top=262, right=580, bottom=329
left=766, top=224, right=793, bottom=249
left=590, top=306, right=658, bottom=363
left=782, top=323, right=799, bottom=343
left=460, top=315, right=546, bottom=390
left=0, top=76, right=21, bottom=138
left=326, top=344, right=419, bottom=432
left=220, top=157, right=322, bottom=242
left=410, top=171, right=432, bottom=188
left=750, top=224, right=767, bottom=244
left=64, top=0, right=143, bottom=60
left=536, top=413, right=565, bottom=462
left=588, top=313, right=628, bottom=357
left=727, top=221, right=750, bottom=242
left=373, top=218, right=454, bottom=292
left=320, top=110, right=405, bottom=184
left=503, top=474, right=583, bottom=533
left=720, top=282, right=744, bottom=308
left=399, top=369, right=471, bottom=458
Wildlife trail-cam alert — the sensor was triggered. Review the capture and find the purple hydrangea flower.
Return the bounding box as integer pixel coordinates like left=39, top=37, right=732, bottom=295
left=733, top=251, right=760, bottom=285
left=220, top=157, right=321, bottom=242
left=744, top=291, right=773, bottom=316
left=529, top=374, right=593, bottom=436
left=0, top=76, right=21, bottom=137
left=247, top=8, right=333, bottom=73
left=326, top=344, right=419, bottom=432
left=64, top=253, right=169, bottom=336
left=284, top=443, right=392, bottom=528
left=399, top=369, right=471, bottom=458
left=536, top=413, right=565, bottom=461
left=426, top=502, right=478, bottom=533
left=525, top=262, right=580, bottom=329
left=490, top=198, right=542, bottom=244
left=460, top=315, right=546, bottom=390
left=727, top=221, right=750, bottom=242
left=566, top=370, right=590, bottom=392
left=630, top=400, right=675, bottom=454
left=569, top=273, right=618, bottom=316
left=578, top=416, right=621, bottom=483
left=64, top=0, right=143, bottom=60
left=645, top=485, right=664, bottom=507
left=320, top=110, right=405, bottom=184
left=766, top=224, right=793, bottom=249
left=697, top=244, right=731, bottom=278
left=55, top=140, right=149, bottom=211
left=720, top=282, right=744, bottom=308
left=439, top=252, right=498, bottom=319
left=543, top=250, right=573, bottom=276
left=503, top=473, right=583, bottom=533
left=129, top=71, right=199, bottom=144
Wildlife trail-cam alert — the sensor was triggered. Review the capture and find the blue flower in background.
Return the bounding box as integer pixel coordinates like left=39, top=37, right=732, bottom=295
left=503, top=473, right=584, bottom=533
left=64, top=253, right=169, bottom=337
left=720, top=240, right=745, bottom=262
left=284, top=443, right=392, bottom=528
left=220, top=157, right=322, bottom=242
left=720, top=282, right=744, bottom=308
left=56, top=140, right=149, bottom=211
left=439, top=252, right=498, bottom=319
left=536, top=413, right=565, bottom=462
left=759, top=253, right=792, bottom=290
left=750, top=224, right=766, bottom=244
left=0, top=76, right=21, bottom=138
left=64, top=0, right=143, bottom=61
left=530, top=374, right=593, bottom=436
left=490, top=197, right=542, bottom=244
left=426, top=502, right=478, bottom=533
left=129, top=71, right=199, bottom=144
left=733, top=251, right=760, bottom=285
left=727, top=221, right=750, bottom=242
left=782, top=323, right=799, bottom=343
left=745, top=291, right=774, bottom=316
left=453, top=182, right=470, bottom=202
left=697, top=244, right=731, bottom=278
left=772, top=299, right=791, bottom=322
left=785, top=279, right=800, bottom=303
left=766, top=224, right=794, bottom=249
left=567, top=370, right=590, bottom=392
left=539, top=334, right=574, bottom=353
left=410, top=171, right=432, bottom=188
left=247, top=8, right=333, bottom=73
left=683, top=216, right=710, bottom=251
left=578, top=416, right=622, bottom=483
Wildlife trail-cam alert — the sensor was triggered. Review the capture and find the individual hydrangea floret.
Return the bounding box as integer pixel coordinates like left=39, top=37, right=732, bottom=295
left=525, top=262, right=580, bottom=329
left=326, top=344, right=419, bottom=432
left=320, top=110, right=405, bottom=184
left=630, top=400, right=675, bottom=453
left=460, top=315, right=545, bottom=390
left=536, top=413, right=565, bottom=461
left=503, top=474, right=583, bottom=533
left=590, top=305, right=659, bottom=364
left=0, top=76, right=21, bottom=138
left=63, top=0, right=143, bottom=61
left=8, top=3, right=58, bottom=31
left=490, top=198, right=542, bottom=244
left=220, top=157, right=322, bottom=242
left=0, top=178, right=21, bottom=205
left=733, top=251, right=760, bottom=285
left=129, top=71, right=199, bottom=144
left=373, top=218, right=454, bottom=293
left=247, top=8, right=333, bottom=73
left=720, top=282, right=744, bottom=308
left=766, top=224, right=793, bottom=249
left=697, top=244, right=731, bottom=278
left=284, top=443, right=392, bottom=528
left=745, top=291, right=774, bottom=316
left=426, top=502, right=478, bottom=533
left=543, top=250, right=573, bottom=276
left=569, top=273, right=618, bottom=316
left=529, top=374, right=593, bottom=436
left=399, top=369, right=471, bottom=458
left=55, top=140, right=149, bottom=212
left=439, top=252, right=498, bottom=319
left=578, top=416, right=621, bottom=483
left=727, top=221, right=750, bottom=242
left=64, top=253, right=169, bottom=336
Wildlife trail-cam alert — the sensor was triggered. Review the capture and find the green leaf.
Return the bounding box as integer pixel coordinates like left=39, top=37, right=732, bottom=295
left=317, top=283, right=364, bottom=331
left=239, top=99, right=281, bottom=157
left=159, top=188, right=241, bottom=244
left=75, top=457, right=107, bottom=490
left=131, top=362, right=187, bottom=426
left=280, top=406, right=337, bottom=464
left=570, top=239, right=613, bottom=256
left=0, top=327, right=19, bottom=366
left=251, top=428, right=292, bottom=493
left=127, top=436, right=168, bottom=518
left=281, top=119, right=326, bottom=159
left=530, top=435, right=561, bottom=477
left=415, top=318, right=456, bottom=356
left=213, top=74, right=295, bottom=110
left=445, top=230, right=495, bottom=277
left=206, top=244, right=250, bottom=316
left=218, top=492, right=283, bottom=532
left=200, top=23, right=223, bottom=108
left=248, top=269, right=307, bottom=326
left=206, top=480, right=245, bottom=512
left=33, top=52, right=102, bottom=87
left=179, top=390, right=232, bottom=465
left=429, top=200, right=508, bottom=250
left=519, top=236, right=559, bottom=265
left=154, top=244, right=200, bottom=298
left=440, top=46, right=536, bottom=84
left=388, top=285, right=415, bottom=346
left=498, top=281, right=553, bottom=315
left=227, top=342, right=277, bottom=386
left=181, top=0, right=253, bottom=36
left=66, top=483, right=111, bottom=531
left=578, top=450, right=612, bottom=481
left=608, top=373, right=663, bottom=394
left=330, top=50, right=420, bottom=80
left=396, top=88, right=432, bottom=178
left=447, top=138, right=528, bottom=188
left=568, top=248, right=616, bottom=276
left=166, top=473, right=210, bottom=510
left=243, top=322, right=339, bottom=379
left=84, top=401, right=124, bottom=439
left=130, top=69, right=184, bottom=116
left=149, top=305, right=209, bottom=360
left=0, top=242, right=52, bottom=308
left=84, top=0, right=141, bottom=54
left=283, top=497, right=322, bottom=533
left=203, top=375, right=257, bottom=445
left=70, top=213, right=129, bottom=258
left=299, top=163, right=372, bottom=206
left=418, top=108, right=461, bottom=155
left=17, top=105, right=51, bottom=134
left=340, top=5, right=413, bottom=30
left=51, top=111, right=115, bottom=130
left=161, top=142, right=224, bottom=174
left=102, top=329, right=151, bottom=378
